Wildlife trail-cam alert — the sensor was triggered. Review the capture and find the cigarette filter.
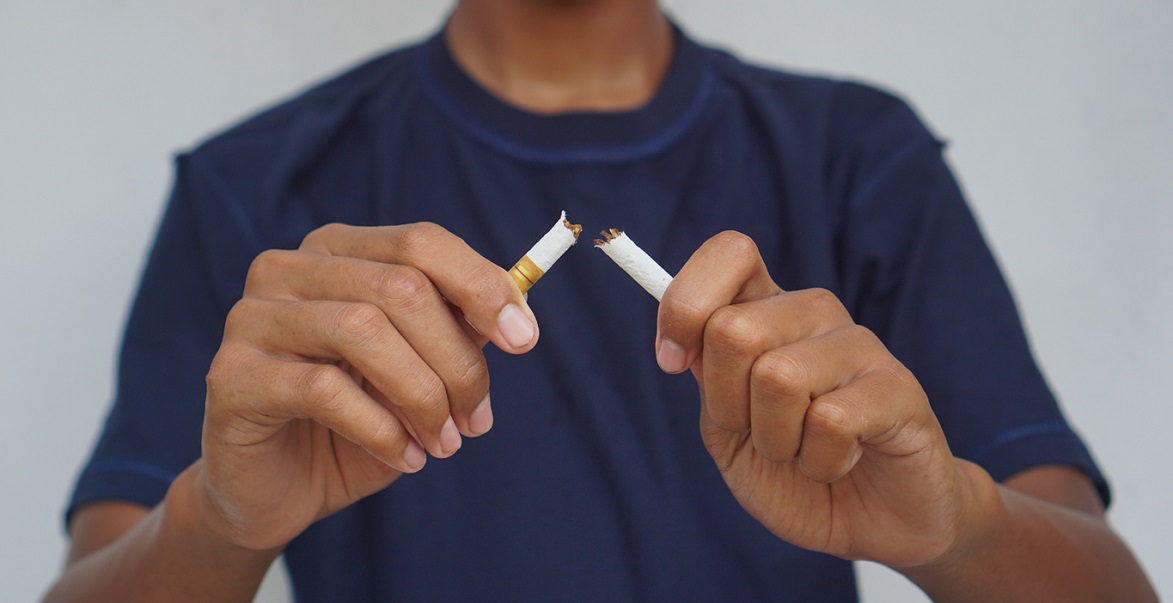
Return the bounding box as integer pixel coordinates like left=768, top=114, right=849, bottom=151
left=594, top=228, right=673, bottom=301
left=509, top=211, right=582, bottom=293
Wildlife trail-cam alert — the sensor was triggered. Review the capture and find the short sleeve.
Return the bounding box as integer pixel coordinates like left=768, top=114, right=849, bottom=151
left=830, top=85, right=1110, bottom=505
left=66, top=153, right=262, bottom=524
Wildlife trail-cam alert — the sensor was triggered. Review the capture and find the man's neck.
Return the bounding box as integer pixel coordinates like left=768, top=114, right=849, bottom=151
left=445, top=0, right=673, bottom=114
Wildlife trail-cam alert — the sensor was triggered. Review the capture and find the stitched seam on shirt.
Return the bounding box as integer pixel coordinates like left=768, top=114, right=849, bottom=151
left=849, top=135, right=940, bottom=211
left=84, top=458, right=178, bottom=487
left=964, top=421, right=1071, bottom=463
left=185, top=152, right=267, bottom=255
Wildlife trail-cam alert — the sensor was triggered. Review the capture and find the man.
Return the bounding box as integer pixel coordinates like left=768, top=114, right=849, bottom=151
left=47, top=0, right=1156, bottom=601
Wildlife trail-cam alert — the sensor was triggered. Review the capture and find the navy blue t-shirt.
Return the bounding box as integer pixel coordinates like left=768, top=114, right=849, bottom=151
left=69, top=26, right=1107, bottom=602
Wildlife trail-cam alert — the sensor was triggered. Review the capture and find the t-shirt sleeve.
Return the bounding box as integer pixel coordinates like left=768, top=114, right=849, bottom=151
left=829, top=83, right=1110, bottom=505
left=66, top=153, right=262, bottom=524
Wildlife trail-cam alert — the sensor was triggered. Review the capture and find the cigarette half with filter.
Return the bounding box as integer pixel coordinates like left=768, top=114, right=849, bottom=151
left=594, top=228, right=674, bottom=301
left=508, top=211, right=583, bottom=293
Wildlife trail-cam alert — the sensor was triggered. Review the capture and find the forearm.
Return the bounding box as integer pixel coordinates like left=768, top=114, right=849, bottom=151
left=45, top=462, right=280, bottom=603
left=900, top=460, right=1156, bottom=602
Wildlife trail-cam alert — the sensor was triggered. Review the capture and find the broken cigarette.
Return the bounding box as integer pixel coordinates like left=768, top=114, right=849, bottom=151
left=508, top=211, right=583, bottom=293
left=594, top=228, right=673, bottom=301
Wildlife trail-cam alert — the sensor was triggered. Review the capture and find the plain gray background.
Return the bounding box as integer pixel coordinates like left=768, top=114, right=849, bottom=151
left=2, top=1, right=1169, bottom=601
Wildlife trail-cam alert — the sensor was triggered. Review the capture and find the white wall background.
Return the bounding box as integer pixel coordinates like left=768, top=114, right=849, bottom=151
left=2, top=1, right=1168, bottom=601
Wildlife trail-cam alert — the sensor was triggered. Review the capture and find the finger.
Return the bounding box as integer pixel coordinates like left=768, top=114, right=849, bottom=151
left=656, top=231, right=780, bottom=374
left=290, top=362, right=426, bottom=474
left=797, top=366, right=922, bottom=483
left=299, top=222, right=538, bottom=354
left=245, top=251, right=492, bottom=437
left=745, top=326, right=925, bottom=481
left=229, top=298, right=459, bottom=459
left=206, top=348, right=425, bottom=474
left=746, top=348, right=810, bottom=462
left=448, top=300, right=492, bottom=348
left=440, top=300, right=495, bottom=435
left=701, top=289, right=855, bottom=431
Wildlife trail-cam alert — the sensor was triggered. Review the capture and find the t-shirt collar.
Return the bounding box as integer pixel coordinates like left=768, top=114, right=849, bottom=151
left=414, top=23, right=715, bottom=165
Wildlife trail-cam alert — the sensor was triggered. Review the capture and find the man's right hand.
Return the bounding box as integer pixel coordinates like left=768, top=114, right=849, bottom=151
left=47, top=222, right=539, bottom=603
left=195, top=222, right=539, bottom=551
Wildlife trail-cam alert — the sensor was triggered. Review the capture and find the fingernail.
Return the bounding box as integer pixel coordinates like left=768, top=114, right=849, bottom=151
left=404, top=439, right=427, bottom=471
left=440, top=416, right=462, bottom=456
left=657, top=339, right=688, bottom=373
left=468, top=394, right=494, bottom=436
left=497, top=304, right=536, bottom=349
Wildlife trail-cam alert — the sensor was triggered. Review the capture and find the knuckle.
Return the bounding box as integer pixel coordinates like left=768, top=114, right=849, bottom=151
left=368, top=413, right=405, bottom=445
left=711, top=230, right=759, bottom=258
left=204, top=346, right=266, bottom=417
left=449, top=353, right=490, bottom=400
left=333, top=303, right=389, bottom=346
left=300, top=222, right=349, bottom=250
left=299, top=365, right=349, bottom=411
left=406, top=376, right=448, bottom=415
left=798, top=287, right=850, bottom=322
left=204, top=350, right=238, bottom=396
left=244, top=249, right=292, bottom=292
left=659, top=295, right=706, bottom=335
left=223, top=298, right=263, bottom=336
left=753, top=351, right=809, bottom=396
left=801, top=287, right=838, bottom=308
left=806, top=402, right=853, bottom=439
left=878, top=355, right=920, bottom=392
left=396, top=222, right=450, bottom=259
left=705, top=305, right=760, bottom=351
left=373, top=266, right=433, bottom=309
left=846, top=325, right=894, bottom=360
left=847, top=323, right=881, bottom=346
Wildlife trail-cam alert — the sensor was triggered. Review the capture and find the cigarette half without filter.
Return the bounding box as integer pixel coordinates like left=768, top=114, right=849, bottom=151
left=595, top=228, right=674, bottom=301
left=509, top=211, right=583, bottom=293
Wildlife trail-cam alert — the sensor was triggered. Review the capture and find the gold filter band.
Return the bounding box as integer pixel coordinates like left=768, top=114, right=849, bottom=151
left=509, top=255, right=545, bottom=293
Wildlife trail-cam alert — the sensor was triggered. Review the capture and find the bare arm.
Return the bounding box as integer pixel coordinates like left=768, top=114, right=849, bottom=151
left=657, top=231, right=1157, bottom=602
left=45, top=466, right=280, bottom=603
left=901, top=465, right=1157, bottom=602
left=45, top=223, right=537, bottom=602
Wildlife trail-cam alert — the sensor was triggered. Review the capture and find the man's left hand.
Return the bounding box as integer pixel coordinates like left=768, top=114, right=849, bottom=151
left=656, top=231, right=988, bottom=567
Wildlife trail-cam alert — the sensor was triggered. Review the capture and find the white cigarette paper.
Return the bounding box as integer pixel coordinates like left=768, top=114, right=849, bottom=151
left=594, top=229, right=674, bottom=301
left=508, top=211, right=582, bottom=293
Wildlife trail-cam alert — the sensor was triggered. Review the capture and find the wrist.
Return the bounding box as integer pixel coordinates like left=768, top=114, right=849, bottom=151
left=899, top=459, right=1006, bottom=581
left=162, top=461, right=283, bottom=568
